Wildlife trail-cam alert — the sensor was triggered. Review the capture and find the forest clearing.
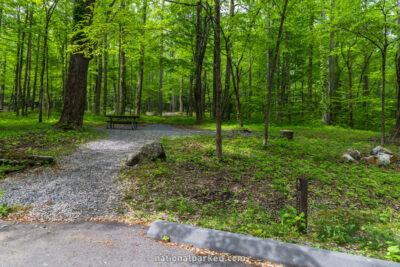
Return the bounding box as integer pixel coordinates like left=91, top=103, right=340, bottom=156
left=0, top=0, right=400, bottom=265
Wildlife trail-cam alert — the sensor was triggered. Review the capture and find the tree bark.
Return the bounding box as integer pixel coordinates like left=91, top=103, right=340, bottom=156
left=58, top=0, right=94, bottom=128
left=103, top=34, right=108, bottom=115
left=179, top=76, right=183, bottom=113
left=32, top=35, right=40, bottom=111
left=23, top=10, right=33, bottom=116
left=94, top=55, right=102, bottom=115
left=214, top=0, right=222, bottom=158
left=308, top=14, right=314, bottom=105
left=263, top=0, right=289, bottom=146
left=135, top=1, right=147, bottom=116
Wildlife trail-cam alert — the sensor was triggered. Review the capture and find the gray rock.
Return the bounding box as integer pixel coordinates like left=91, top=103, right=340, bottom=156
left=345, top=149, right=361, bottom=160
left=371, top=146, right=393, bottom=156
left=341, top=153, right=355, bottom=162
left=126, top=141, right=166, bottom=166
left=367, top=153, right=396, bottom=166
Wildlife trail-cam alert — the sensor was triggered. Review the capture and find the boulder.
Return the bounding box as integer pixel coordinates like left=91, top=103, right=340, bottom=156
left=126, top=141, right=166, bottom=166
left=366, top=153, right=396, bottom=166
left=344, top=149, right=361, bottom=160
left=341, top=153, right=355, bottom=162
left=371, top=146, right=393, bottom=156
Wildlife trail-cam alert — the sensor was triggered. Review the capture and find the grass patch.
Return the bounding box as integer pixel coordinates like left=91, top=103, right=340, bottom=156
left=122, top=126, right=400, bottom=262
left=0, top=112, right=106, bottom=177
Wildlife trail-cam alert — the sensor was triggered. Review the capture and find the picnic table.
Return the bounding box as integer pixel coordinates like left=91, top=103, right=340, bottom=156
left=106, top=115, right=139, bottom=130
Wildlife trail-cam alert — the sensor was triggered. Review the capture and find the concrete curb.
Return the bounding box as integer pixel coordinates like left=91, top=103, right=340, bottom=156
left=147, top=220, right=400, bottom=267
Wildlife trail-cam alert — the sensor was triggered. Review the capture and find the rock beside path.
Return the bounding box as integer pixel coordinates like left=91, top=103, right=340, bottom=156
left=126, top=141, right=166, bottom=166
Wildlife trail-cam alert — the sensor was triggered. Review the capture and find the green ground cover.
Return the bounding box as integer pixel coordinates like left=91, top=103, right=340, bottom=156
left=121, top=126, right=400, bottom=262
left=0, top=112, right=105, bottom=177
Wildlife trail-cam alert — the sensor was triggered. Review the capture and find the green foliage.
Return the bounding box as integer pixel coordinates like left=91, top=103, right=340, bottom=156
left=122, top=125, right=400, bottom=261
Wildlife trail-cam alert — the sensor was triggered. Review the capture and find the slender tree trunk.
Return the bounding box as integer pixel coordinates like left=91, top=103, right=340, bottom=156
left=46, top=45, right=51, bottom=119
left=263, top=0, right=289, bottom=146
left=179, top=76, right=183, bottom=113
left=327, top=0, right=335, bottom=125
left=193, top=0, right=206, bottom=124
left=23, top=10, right=33, bottom=116
left=187, top=75, right=193, bottom=116
left=38, top=23, right=49, bottom=123
left=381, top=47, right=387, bottom=145
left=249, top=50, right=252, bottom=98
left=103, top=34, right=108, bottom=115
left=94, top=55, right=102, bottom=115
left=17, top=11, right=27, bottom=116
left=32, top=35, right=40, bottom=111
left=348, top=65, right=353, bottom=128
left=214, top=0, right=222, bottom=158
left=158, top=0, right=164, bottom=116
left=135, top=1, right=147, bottom=116
left=13, top=8, right=21, bottom=114
left=0, top=57, right=5, bottom=111
left=308, top=14, right=314, bottom=105
left=120, top=46, right=126, bottom=115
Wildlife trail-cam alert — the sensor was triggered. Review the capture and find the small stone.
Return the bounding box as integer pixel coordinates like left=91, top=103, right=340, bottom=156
left=341, top=153, right=355, bottom=162
left=345, top=149, right=361, bottom=160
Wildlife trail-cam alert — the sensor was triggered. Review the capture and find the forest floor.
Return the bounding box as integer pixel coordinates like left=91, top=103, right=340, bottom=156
left=1, top=112, right=399, bottom=263
left=0, top=122, right=208, bottom=221
left=121, top=124, right=400, bottom=262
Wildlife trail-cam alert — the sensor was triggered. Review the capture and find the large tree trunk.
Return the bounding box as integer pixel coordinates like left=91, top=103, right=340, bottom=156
left=58, top=0, right=95, bottom=128
left=263, top=0, right=289, bottom=146
left=135, top=1, right=147, bottom=116
left=214, top=0, right=222, bottom=158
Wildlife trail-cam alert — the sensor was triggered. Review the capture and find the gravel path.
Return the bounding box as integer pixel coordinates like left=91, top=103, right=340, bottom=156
left=0, top=124, right=209, bottom=222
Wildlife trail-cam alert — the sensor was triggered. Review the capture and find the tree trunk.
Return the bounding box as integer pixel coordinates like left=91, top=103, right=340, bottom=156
left=58, top=0, right=95, bottom=128
left=214, top=0, right=222, bottom=158
left=263, top=0, right=289, bottom=146
left=38, top=23, right=49, bottom=123
left=327, top=0, right=335, bottom=125
left=94, top=55, right=102, bottom=115
left=120, top=44, right=127, bottom=115
left=32, top=35, right=40, bottom=111
left=135, top=1, right=147, bottom=116
left=381, top=47, right=387, bottom=145
left=0, top=57, right=5, bottom=111
left=187, top=75, right=193, bottom=116
left=179, top=76, right=183, bottom=113
left=308, top=14, right=314, bottom=105
left=23, top=10, right=33, bottom=116
left=103, top=34, right=108, bottom=115
left=193, top=0, right=206, bottom=124
left=46, top=45, right=51, bottom=119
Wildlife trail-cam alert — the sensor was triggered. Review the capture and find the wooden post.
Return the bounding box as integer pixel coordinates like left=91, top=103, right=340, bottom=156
left=296, top=178, right=308, bottom=233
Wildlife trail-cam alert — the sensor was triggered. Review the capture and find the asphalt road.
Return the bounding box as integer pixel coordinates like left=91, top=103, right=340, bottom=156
left=0, top=222, right=252, bottom=267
